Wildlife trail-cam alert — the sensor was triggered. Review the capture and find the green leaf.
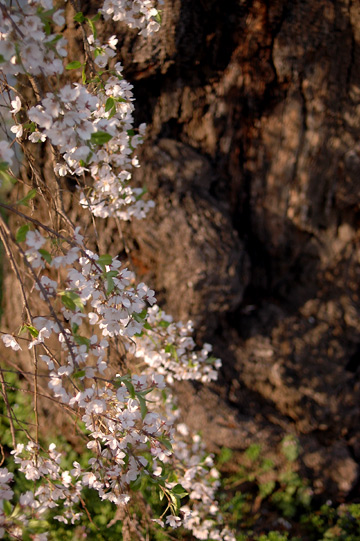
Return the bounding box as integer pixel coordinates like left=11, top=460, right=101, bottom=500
left=20, top=324, right=39, bottom=338
left=16, top=189, right=37, bottom=206
left=127, top=129, right=135, bottom=137
left=97, top=254, right=113, bottom=268
left=94, top=48, right=103, bottom=59
left=82, top=66, right=87, bottom=84
left=164, top=344, right=178, bottom=361
left=90, top=131, right=113, bottom=145
left=46, top=34, right=63, bottom=45
left=74, top=335, right=90, bottom=348
left=123, top=379, right=135, bottom=399
left=245, top=443, right=262, bottom=462
left=16, top=224, right=30, bottom=242
left=66, top=61, right=83, bottom=70
left=0, top=161, right=9, bottom=171
left=43, top=19, right=51, bottom=35
left=73, top=11, right=85, bottom=23
left=105, top=270, right=118, bottom=278
left=72, top=323, right=79, bottom=334
left=73, top=369, right=86, bottom=379
left=105, top=270, right=118, bottom=292
left=159, top=436, right=173, bottom=452
left=172, top=484, right=188, bottom=499
left=108, top=106, right=117, bottom=119
left=3, top=500, right=12, bottom=516
left=281, top=436, right=299, bottom=463
left=86, top=17, right=97, bottom=39
left=23, top=122, right=36, bottom=133
left=158, top=320, right=170, bottom=328
left=38, top=248, right=52, bottom=264
left=105, top=97, right=115, bottom=112
left=133, top=309, right=148, bottom=324
left=169, top=492, right=180, bottom=513
left=106, top=277, right=115, bottom=294
left=137, top=394, right=147, bottom=419
left=217, top=447, right=233, bottom=465
left=0, top=54, right=6, bottom=64
left=60, top=294, right=76, bottom=311
left=61, top=291, right=84, bottom=310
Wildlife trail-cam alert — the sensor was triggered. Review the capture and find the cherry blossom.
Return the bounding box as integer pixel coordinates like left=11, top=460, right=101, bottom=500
left=0, top=0, right=236, bottom=538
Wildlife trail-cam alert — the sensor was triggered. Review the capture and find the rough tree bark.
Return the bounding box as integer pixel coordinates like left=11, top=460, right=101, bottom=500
left=115, top=0, right=360, bottom=498
left=3, top=0, right=360, bottom=502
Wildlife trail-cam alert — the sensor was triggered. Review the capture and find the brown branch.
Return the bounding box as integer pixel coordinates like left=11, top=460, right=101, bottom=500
left=0, top=369, right=16, bottom=448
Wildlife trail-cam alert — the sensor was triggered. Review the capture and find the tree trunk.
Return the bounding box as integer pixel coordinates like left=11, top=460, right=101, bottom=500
left=115, top=0, right=360, bottom=498
left=3, top=0, right=360, bottom=500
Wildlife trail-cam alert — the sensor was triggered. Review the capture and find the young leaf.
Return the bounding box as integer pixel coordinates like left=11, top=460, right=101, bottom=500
left=0, top=161, right=9, bottom=171
left=73, top=369, right=86, bottom=379
left=86, top=17, right=97, bottom=39
left=158, top=320, right=171, bottom=328
left=66, top=61, right=83, bottom=70
left=90, top=131, right=113, bottom=145
left=16, top=189, right=37, bottom=206
left=108, top=106, right=117, bottom=119
left=74, top=335, right=90, bottom=348
left=172, top=484, right=189, bottom=499
left=169, top=492, right=180, bottom=513
left=21, top=325, right=39, bottom=338
left=72, top=323, right=79, bottom=334
left=60, top=294, right=76, bottom=311
left=38, top=248, right=52, bottom=264
left=97, top=254, right=113, bottom=268
left=123, top=379, right=136, bottom=399
left=64, top=291, right=84, bottom=310
left=15, top=224, right=30, bottom=242
left=105, top=97, right=115, bottom=112
left=106, top=277, right=115, bottom=294
left=137, top=394, right=147, bottom=419
left=73, top=12, right=85, bottom=23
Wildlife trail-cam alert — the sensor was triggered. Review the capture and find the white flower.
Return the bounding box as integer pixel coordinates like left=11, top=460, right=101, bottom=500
left=10, top=124, right=23, bottom=138
left=28, top=106, right=53, bottom=129
left=59, top=84, right=79, bottom=103
left=10, top=96, right=21, bottom=114
left=20, top=490, right=35, bottom=506
left=2, top=334, right=22, bottom=351
left=0, top=40, right=15, bottom=61
left=0, top=140, right=14, bottom=165
left=166, top=515, right=181, bottom=528
left=86, top=399, right=106, bottom=414
left=26, top=230, right=45, bottom=250
left=29, top=131, right=47, bottom=143
left=53, top=10, right=65, bottom=26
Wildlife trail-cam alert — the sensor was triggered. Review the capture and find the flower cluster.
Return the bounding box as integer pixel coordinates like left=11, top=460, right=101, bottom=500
left=135, top=305, right=222, bottom=383
left=0, top=1, right=66, bottom=79
left=0, top=0, right=156, bottom=219
left=100, top=0, right=163, bottom=36
left=0, top=0, right=236, bottom=539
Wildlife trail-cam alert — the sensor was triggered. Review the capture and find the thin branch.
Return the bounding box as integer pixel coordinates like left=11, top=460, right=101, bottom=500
left=0, top=369, right=16, bottom=448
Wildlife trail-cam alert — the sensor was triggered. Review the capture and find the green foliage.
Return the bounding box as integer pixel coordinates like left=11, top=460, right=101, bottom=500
left=302, top=502, right=360, bottom=540
left=217, top=439, right=312, bottom=539
left=0, top=367, right=34, bottom=449
left=3, top=371, right=360, bottom=541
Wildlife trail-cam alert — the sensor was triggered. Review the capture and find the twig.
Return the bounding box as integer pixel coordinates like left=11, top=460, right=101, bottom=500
left=0, top=369, right=16, bottom=448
